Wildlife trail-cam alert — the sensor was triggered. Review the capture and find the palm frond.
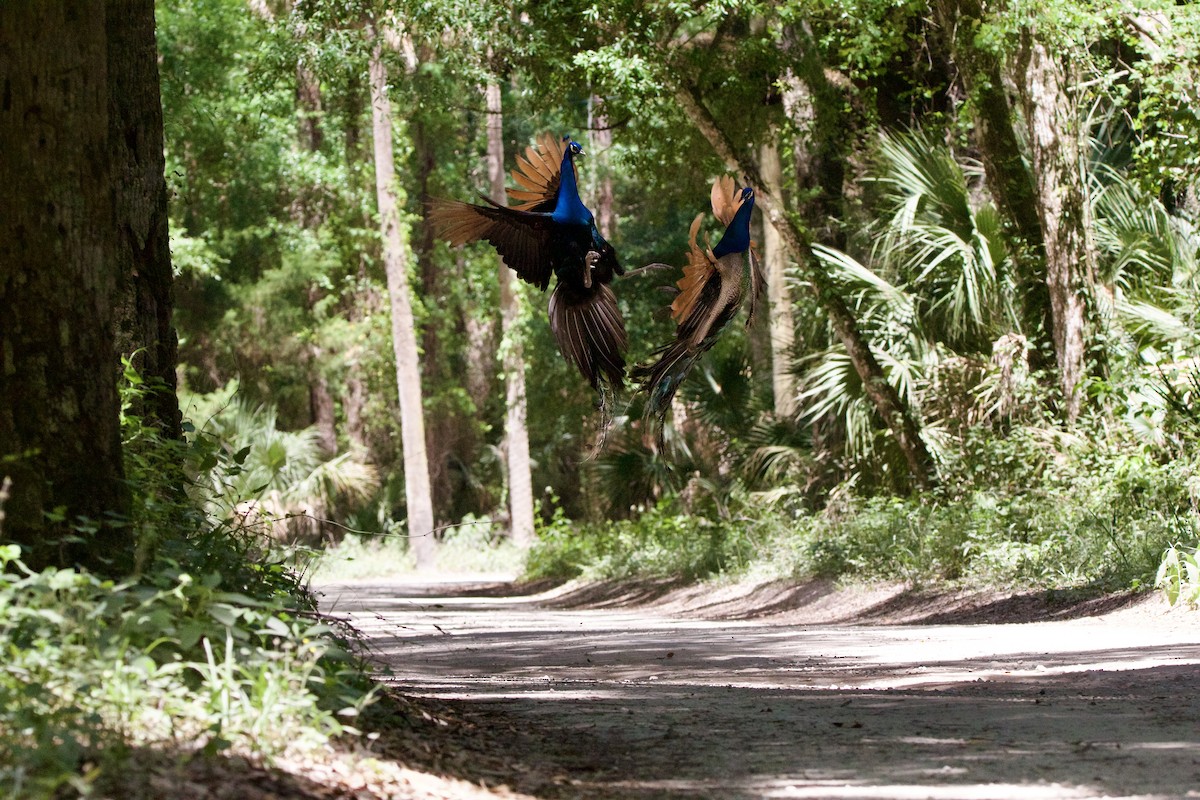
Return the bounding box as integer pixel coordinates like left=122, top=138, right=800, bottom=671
left=1117, top=298, right=1200, bottom=346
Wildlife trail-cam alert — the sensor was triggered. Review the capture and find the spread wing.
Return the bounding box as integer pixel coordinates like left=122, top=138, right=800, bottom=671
left=670, top=213, right=717, bottom=324
left=427, top=196, right=556, bottom=291
left=506, top=132, right=566, bottom=212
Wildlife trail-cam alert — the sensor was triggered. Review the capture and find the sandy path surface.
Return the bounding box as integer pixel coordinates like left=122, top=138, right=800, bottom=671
left=319, top=578, right=1200, bottom=800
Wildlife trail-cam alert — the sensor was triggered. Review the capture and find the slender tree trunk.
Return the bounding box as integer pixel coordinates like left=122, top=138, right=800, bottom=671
left=675, top=85, right=935, bottom=489
left=461, top=251, right=497, bottom=412
left=0, top=2, right=132, bottom=572
left=344, top=373, right=368, bottom=451
left=296, top=63, right=323, bottom=154
left=758, top=138, right=798, bottom=417
left=411, top=115, right=456, bottom=519
left=108, top=0, right=181, bottom=440
left=367, top=27, right=436, bottom=568
left=588, top=97, right=617, bottom=239
left=487, top=82, right=536, bottom=547
left=310, top=358, right=338, bottom=454
left=293, top=61, right=340, bottom=453
left=1014, top=33, right=1094, bottom=422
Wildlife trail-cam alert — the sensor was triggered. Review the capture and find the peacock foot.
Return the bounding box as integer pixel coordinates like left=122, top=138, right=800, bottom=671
left=583, top=250, right=600, bottom=288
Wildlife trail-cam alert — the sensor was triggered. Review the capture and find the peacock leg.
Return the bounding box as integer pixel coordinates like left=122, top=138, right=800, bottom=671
left=583, top=250, right=600, bottom=289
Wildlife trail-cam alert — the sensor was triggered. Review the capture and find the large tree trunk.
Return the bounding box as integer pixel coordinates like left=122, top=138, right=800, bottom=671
left=933, top=0, right=1055, bottom=370
left=367, top=27, right=436, bottom=568
left=758, top=138, right=798, bottom=418
left=934, top=0, right=1044, bottom=251
left=1014, top=33, right=1094, bottom=422
left=675, top=85, right=935, bottom=489
left=487, top=83, right=536, bottom=547
left=0, top=2, right=133, bottom=572
left=107, top=0, right=182, bottom=440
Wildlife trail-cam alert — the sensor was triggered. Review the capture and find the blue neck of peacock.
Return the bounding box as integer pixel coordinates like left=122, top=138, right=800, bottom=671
left=551, top=150, right=592, bottom=227
left=712, top=193, right=755, bottom=258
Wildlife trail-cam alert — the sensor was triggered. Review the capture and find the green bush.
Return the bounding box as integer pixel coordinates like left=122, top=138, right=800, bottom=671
left=525, top=499, right=766, bottom=582
left=529, top=427, right=1200, bottom=595
left=0, top=542, right=368, bottom=798
left=800, top=441, right=1199, bottom=589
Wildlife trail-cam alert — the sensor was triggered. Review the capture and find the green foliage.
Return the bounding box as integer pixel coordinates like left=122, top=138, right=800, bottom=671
left=158, top=0, right=1200, bottom=604
left=0, top=545, right=361, bottom=797
left=311, top=516, right=525, bottom=581
left=804, top=430, right=1198, bottom=588
left=185, top=388, right=379, bottom=542
left=526, top=499, right=763, bottom=582
left=0, top=371, right=374, bottom=798
left=1156, top=544, right=1200, bottom=607
left=529, top=425, right=1200, bottom=593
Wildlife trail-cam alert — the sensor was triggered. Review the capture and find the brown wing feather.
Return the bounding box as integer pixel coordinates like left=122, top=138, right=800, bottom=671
left=670, top=213, right=717, bottom=324
left=426, top=198, right=493, bottom=245
left=507, top=132, right=566, bottom=211
left=711, top=175, right=740, bottom=227
left=426, top=197, right=555, bottom=290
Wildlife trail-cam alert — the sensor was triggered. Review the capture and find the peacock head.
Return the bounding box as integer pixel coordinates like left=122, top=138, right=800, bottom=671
left=563, top=137, right=584, bottom=159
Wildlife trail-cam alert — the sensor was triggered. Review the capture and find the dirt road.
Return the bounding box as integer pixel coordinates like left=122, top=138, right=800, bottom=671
left=319, top=578, right=1200, bottom=800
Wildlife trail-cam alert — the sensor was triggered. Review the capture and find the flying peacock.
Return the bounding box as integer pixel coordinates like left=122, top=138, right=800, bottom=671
left=427, top=133, right=627, bottom=420
left=632, top=176, right=764, bottom=447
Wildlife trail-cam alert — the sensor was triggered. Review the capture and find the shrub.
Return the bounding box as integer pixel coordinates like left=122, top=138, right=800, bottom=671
left=525, top=499, right=767, bottom=582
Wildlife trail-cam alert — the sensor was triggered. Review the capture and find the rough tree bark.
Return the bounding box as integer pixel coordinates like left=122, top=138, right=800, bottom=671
left=367, top=24, right=437, bottom=568
left=933, top=0, right=1055, bottom=358
left=107, top=0, right=182, bottom=440
left=487, top=83, right=536, bottom=547
left=0, top=2, right=134, bottom=571
left=758, top=138, right=798, bottom=418
left=1014, top=33, right=1094, bottom=422
left=675, top=85, right=935, bottom=489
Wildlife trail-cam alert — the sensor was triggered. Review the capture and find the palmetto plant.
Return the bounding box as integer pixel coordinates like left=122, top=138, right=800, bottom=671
left=872, top=129, right=1017, bottom=351
left=801, top=128, right=1020, bottom=478
left=1092, top=165, right=1200, bottom=351
left=1089, top=165, right=1200, bottom=449
left=193, top=397, right=378, bottom=542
